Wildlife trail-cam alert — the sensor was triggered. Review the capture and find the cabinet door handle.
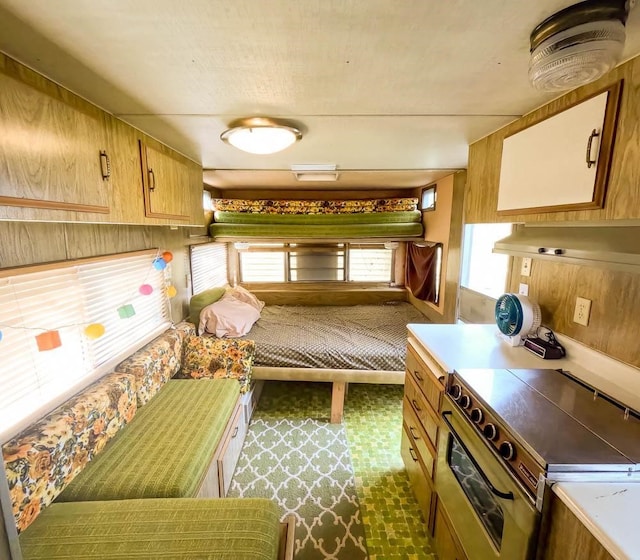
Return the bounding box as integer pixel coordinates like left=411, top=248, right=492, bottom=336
left=411, top=399, right=422, bottom=413
left=409, top=426, right=420, bottom=440
left=409, top=447, right=419, bottom=462
left=99, top=150, right=111, bottom=180
left=148, top=168, right=156, bottom=191
left=586, top=128, right=600, bottom=168
left=232, top=426, right=238, bottom=438
left=413, top=370, right=424, bottom=382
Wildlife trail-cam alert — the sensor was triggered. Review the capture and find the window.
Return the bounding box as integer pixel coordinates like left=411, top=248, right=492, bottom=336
left=0, top=250, right=170, bottom=440
left=190, top=242, right=228, bottom=294
left=420, top=185, right=437, bottom=211
left=460, top=223, right=512, bottom=298
left=238, top=243, right=394, bottom=283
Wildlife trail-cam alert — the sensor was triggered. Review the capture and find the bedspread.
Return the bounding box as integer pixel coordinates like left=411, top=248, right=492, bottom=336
left=239, top=303, right=430, bottom=371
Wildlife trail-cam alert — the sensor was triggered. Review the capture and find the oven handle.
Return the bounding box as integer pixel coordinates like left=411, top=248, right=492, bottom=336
left=441, top=410, right=515, bottom=501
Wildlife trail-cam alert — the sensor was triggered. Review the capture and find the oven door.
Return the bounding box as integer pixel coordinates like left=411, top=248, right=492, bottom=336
left=436, top=396, right=540, bottom=560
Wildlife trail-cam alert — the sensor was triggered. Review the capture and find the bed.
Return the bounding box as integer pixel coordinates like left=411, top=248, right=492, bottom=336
left=237, top=302, right=431, bottom=422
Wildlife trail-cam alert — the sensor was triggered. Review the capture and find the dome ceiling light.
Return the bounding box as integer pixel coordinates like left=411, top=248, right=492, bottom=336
left=220, top=117, right=302, bottom=155
left=528, top=0, right=632, bottom=92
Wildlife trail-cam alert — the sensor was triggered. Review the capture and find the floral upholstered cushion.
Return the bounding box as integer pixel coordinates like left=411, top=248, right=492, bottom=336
left=177, top=335, right=255, bottom=393
left=2, top=373, right=136, bottom=534
left=115, top=326, right=191, bottom=407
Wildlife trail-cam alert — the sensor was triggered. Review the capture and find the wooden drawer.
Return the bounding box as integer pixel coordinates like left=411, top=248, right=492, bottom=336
left=406, top=343, right=445, bottom=413
left=217, top=404, right=247, bottom=496
left=404, top=373, right=440, bottom=450
left=403, top=403, right=436, bottom=480
left=401, top=426, right=436, bottom=531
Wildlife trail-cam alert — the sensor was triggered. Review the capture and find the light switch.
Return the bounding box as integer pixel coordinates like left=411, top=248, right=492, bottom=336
left=521, top=258, right=532, bottom=277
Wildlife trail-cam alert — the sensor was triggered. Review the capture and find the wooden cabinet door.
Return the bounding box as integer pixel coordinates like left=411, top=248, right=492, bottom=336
left=0, top=62, right=110, bottom=215
left=497, top=82, right=621, bottom=215
left=433, top=501, right=468, bottom=560
left=139, top=140, right=191, bottom=221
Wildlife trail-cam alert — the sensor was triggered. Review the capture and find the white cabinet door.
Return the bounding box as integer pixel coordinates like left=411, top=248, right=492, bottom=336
left=497, top=84, right=621, bottom=215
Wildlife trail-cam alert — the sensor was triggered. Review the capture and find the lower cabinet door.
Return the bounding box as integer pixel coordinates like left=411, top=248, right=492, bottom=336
left=433, top=500, right=468, bottom=560
left=401, top=426, right=436, bottom=531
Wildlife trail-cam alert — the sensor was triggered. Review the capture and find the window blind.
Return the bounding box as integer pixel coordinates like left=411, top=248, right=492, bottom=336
left=190, top=243, right=228, bottom=294
left=0, top=251, right=169, bottom=440
left=238, top=242, right=394, bottom=283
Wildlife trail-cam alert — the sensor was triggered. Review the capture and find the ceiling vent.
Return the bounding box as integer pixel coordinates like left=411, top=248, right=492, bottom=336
left=291, top=164, right=339, bottom=182
left=528, top=0, right=632, bottom=91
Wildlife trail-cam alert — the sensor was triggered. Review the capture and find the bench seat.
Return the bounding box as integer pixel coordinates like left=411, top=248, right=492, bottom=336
left=19, top=498, right=281, bottom=560
left=57, top=379, right=239, bottom=502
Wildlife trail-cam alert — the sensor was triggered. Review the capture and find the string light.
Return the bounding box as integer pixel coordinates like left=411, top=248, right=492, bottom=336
left=0, top=249, right=176, bottom=348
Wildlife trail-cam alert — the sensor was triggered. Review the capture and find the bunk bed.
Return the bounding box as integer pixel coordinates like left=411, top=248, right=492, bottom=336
left=208, top=198, right=424, bottom=241
left=200, top=197, right=431, bottom=421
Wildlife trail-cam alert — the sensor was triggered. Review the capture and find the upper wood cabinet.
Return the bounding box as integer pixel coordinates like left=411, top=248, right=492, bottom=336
left=465, top=53, right=640, bottom=224
left=139, top=138, right=192, bottom=221
left=497, top=83, right=621, bottom=215
left=0, top=52, right=204, bottom=227
left=0, top=57, right=111, bottom=217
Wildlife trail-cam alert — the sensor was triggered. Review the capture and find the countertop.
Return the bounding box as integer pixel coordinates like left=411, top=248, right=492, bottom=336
left=553, top=482, right=640, bottom=560
left=407, top=323, right=578, bottom=371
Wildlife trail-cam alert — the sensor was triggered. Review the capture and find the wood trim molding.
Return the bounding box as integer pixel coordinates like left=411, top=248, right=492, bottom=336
left=0, top=196, right=109, bottom=214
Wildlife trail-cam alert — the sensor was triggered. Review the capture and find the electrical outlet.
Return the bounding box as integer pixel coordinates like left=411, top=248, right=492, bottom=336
left=573, top=297, right=592, bottom=326
left=521, top=258, right=532, bottom=277
left=519, top=283, right=529, bottom=296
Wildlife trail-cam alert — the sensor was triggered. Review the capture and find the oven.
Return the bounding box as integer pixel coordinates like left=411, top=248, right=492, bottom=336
left=436, top=395, right=540, bottom=560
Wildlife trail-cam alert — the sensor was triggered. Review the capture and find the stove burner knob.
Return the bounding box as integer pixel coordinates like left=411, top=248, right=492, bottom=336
left=470, top=408, right=484, bottom=424
left=450, top=384, right=462, bottom=400
left=499, top=441, right=516, bottom=461
left=483, top=423, right=498, bottom=441
left=459, top=395, right=472, bottom=410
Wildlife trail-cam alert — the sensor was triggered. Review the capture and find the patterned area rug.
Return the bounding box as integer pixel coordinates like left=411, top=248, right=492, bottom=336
left=228, top=418, right=368, bottom=560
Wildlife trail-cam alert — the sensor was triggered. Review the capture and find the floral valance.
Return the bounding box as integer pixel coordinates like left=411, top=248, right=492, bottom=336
left=212, top=198, right=418, bottom=215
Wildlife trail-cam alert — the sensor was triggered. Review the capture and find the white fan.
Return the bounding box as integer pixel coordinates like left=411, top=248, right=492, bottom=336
left=495, top=294, right=542, bottom=346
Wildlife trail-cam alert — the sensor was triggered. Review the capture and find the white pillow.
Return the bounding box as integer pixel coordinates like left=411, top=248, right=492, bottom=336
left=199, top=297, right=260, bottom=337
left=226, top=285, right=265, bottom=311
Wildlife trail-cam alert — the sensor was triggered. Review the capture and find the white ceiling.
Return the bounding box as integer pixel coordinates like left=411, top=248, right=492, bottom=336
left=1, top=0, right=640, bottom=190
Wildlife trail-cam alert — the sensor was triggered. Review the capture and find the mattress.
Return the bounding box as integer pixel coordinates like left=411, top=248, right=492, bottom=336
left=213, top=210, right=422, bottom=224
left=239, top=303, right=430, bottom=371
left=209, top=221, right=424, bottom=239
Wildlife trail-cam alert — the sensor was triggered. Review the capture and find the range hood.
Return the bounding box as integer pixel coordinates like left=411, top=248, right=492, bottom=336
left=493, top=224, right=640, bottom=273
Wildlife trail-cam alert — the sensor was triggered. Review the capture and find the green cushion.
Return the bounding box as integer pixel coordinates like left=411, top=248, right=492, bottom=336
left=189, top=287, right=227, bottom=323
left=57, top=379, right=239, bottom=502
left=214, top=209, right=422, bottom=224
left=20, top=498, right=281, bottom=560
left=209, top=222, right=424, bottom=239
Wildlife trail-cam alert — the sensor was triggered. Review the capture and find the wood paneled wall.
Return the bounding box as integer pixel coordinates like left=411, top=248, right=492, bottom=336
left=0, top=221, right=208, bottom=322
left=508, top=257, right=640, bottom=367
left=409, top=171, right=466, bottom=324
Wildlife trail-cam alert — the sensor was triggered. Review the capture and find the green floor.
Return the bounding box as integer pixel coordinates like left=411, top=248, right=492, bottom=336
left=253, top=381, right=435, bottom=560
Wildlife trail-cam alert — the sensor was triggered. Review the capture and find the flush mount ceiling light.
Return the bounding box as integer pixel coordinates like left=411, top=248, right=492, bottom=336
left=220, top=117, right=302, bottom=155
left=291, top=164, right=339, bottom=182
left=528, top=0, right=630, bottom=91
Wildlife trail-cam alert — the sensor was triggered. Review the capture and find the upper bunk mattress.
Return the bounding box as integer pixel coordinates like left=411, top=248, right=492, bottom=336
left=239, top=303, right=430, bottom=371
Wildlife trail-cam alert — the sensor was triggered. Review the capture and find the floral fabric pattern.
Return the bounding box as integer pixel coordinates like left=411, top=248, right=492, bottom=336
left=115, top=329, right=185, bottom=407
left=177, top=336, right=255, bottom=393
left=2, top=373, right=136, bottom=534
left=212, top=198, right=418, bottom=214
left=173, top=321, right=197, bottom=365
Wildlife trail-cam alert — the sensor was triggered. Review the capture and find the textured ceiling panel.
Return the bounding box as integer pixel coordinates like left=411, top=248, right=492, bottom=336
left=1, top=0, right=639, bottom=187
